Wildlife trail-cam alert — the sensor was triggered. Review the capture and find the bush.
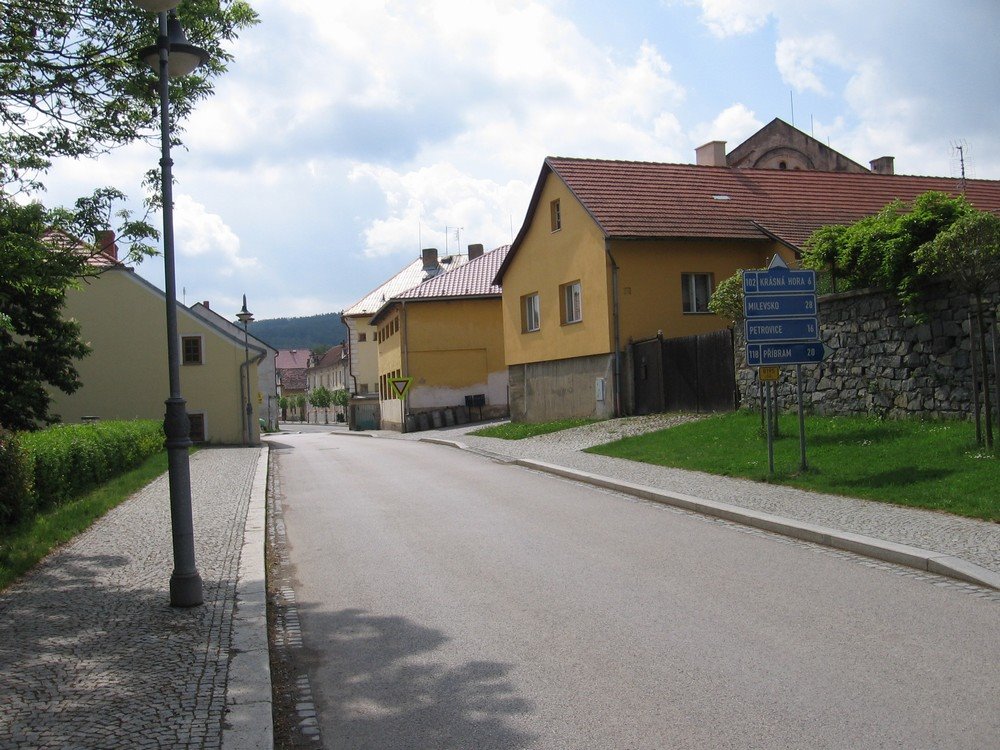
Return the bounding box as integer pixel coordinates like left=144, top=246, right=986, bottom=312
left=0, top=429, right=35, bottom=527
left=4, top=420, right=164, bottom=524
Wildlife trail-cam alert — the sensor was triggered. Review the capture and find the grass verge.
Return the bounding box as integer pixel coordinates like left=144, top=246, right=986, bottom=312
left=585, top=412, right=999, bottom=522
left=0, top=450, right=169, bottom=592
left=470, top=418, right=601, bottom=440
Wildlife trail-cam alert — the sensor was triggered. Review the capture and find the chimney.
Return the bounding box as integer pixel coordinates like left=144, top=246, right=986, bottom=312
left=696, top=140, right=727, bottom=167
left=870, top=156, right=895, bottom=175
left=468, top=243, right=484, bottom=261
left=202, top=300, right=210, bottom=310
left=421, top=247, right=440, bottom=278
left=96, top=230, right=118, bottom=261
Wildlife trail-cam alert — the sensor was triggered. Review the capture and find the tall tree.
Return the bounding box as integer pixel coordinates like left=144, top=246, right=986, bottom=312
left=0, top=0, right=258, bottom=194
left=916, top=210, right=1000, bottom=448
left=0, top=0, right=257, bottom=428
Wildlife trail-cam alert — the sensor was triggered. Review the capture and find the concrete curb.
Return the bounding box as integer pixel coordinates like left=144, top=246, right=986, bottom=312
left=420, top=437, right=1000, bottom=591
left=222, top=444, right=273, bottom=750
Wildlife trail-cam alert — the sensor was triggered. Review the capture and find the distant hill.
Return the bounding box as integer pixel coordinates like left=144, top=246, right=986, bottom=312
left=248, top=312, right=348, bottom=351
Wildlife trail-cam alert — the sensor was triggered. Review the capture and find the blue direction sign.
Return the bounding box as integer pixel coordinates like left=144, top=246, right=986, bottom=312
left=743, top=267, right=816, bottom=294
left=746, top=342, right=827, bottom=367
left=745, top=317, right=819, bottom=343
left=744, top=292, right=817, bottom=318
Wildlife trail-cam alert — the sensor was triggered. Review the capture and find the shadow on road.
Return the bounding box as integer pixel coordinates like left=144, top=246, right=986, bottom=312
left=298, top=606, right=537, bottom=750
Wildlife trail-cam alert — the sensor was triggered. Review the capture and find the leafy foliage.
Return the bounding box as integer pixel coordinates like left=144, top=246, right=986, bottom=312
left=0, top=0, right=259, bottom=193
left=0, top=420, right=163, bottom=529
left=0, top=195, right=157, bottom=429
left=708, top=268, right=755, bottom=325
left=801, top=191, right=972, bottom=309
left=915, top=210, right=1000, bottom=297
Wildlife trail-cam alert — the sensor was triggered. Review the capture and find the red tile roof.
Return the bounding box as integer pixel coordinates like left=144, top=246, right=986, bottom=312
left=370, top=246, right=509, bottom=325
left=495, top=157, right=1000, bottom=282
left=397, top=245, right=509, bottom=299
left=311, top=344, right=345, bottom=370
left=274, top=349, right=311, bottom=369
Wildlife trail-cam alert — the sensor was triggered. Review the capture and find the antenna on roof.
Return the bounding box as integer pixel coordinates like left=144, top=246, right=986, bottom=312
left=789, top=90, right=795, bottom=127
left=951, top=140, right=973, bottom=193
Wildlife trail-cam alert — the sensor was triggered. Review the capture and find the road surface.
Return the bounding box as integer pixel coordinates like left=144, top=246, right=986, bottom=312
left=268, top=431, right=999, bottom=749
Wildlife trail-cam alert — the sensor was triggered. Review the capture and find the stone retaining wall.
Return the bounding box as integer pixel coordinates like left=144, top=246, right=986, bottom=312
left=736, top=281, right=1000, bottom=419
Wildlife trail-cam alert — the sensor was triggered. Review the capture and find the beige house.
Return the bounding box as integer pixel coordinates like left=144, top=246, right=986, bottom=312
left=189, top=300, right=279, bottom=431
left=51, top=252, right=266, bottom=444
left=305, top=344, right=348, bottom=423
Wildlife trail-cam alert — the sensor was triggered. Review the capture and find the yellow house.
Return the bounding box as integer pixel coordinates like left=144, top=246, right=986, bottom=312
left=342, top=250, right=468, bottom=399
left=495, top=150, right=1000, bottom=422
left=370, top=245, right=509, bottom=431
left=50, top=263, right=266, bottom=444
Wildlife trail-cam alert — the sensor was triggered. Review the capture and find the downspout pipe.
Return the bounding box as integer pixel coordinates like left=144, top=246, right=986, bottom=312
left=401, top=300, right=409, bottom=429
left=241, top=348, right=267, bottom=444
left=605, top=238, right=622, bottom=417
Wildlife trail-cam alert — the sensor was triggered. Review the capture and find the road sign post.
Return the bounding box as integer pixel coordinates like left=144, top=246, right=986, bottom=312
left=743, top=256, right=828, bottom=473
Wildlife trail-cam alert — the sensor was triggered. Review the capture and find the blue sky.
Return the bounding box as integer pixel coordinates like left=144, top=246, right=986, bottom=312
left=40, top=0, right=1000, bottom=322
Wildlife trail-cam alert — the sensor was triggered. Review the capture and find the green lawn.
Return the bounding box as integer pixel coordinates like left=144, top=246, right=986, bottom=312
left=0, top=450, right=170, bottom=592
left=469, top=418, right=601, bottom=440
left=585, top=412, right=1000, bottom=522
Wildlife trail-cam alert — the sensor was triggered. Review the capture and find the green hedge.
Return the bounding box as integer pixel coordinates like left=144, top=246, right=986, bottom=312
left=0, top=420, right=164, bottom=528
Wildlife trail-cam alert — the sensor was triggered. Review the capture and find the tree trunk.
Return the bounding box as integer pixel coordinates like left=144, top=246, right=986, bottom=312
left=975, top=297, right=994, bottom=449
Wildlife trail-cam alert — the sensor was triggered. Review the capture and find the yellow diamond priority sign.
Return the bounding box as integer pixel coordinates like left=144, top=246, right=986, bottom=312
left=389, top=377, right=413, bottom=399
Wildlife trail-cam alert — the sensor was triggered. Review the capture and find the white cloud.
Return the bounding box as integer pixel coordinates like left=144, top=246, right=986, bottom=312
left=691, top=0, right=776, bottom=38
left=774, top=33, right=845, bottom=95
left=173, top=195, right=259, bottom=277
left=691, top=104, right=764, bottom=148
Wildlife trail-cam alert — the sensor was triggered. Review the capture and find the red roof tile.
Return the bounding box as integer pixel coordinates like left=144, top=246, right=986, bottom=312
left=548, top=157, right=1000, bottom=247
left=274, top=349, right=311, bottom=369
left=370, top=246, right=509, bottom=325
left=495, top=157, right=1000, bottom=282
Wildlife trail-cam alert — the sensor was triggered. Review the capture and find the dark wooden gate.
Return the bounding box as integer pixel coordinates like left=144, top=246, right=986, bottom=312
left=631, top=329, right=736, bottom=414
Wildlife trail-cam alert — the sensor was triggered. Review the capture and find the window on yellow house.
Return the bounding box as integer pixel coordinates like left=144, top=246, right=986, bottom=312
left=550, top=199, right=561, bottom=232
left=521, top=292, right=540, bottom=332
left=358, top=332, right=367, bottom=342
left=681, top=273, right=713, bottom=313
left=560, top=281, right=582, bottom=324
left=181, top=336, right=203, bottom=365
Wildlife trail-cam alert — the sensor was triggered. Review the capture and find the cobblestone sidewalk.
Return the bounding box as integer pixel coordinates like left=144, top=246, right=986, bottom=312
left=0, top=447, right=261, bottom=750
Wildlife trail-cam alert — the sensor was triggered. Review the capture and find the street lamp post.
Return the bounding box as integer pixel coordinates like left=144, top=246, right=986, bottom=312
left=237, top=295, right=255, bottom=445
left=132, top=0, right=209, bottom=607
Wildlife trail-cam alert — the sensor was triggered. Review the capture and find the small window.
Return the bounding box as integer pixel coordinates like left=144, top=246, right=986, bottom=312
left=359, top=383, right=369, bottom=395
left=550, top=199, right=561, bottom=232
left=681, top=273, right=713, bottom=313
left=358, top=332, right=367, bottom=342
left=188, top=412, right=206, bottom=442
left=560, top=281, right=582, bottom=324
left=182, top=336, right=203, bottom=365
left=521, top=293, right=540, bottom=333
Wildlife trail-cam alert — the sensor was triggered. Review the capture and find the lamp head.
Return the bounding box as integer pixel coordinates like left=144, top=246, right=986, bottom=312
left=237, top=295, right=254, bottom=325
left=138, top=12, right=210, bottom=77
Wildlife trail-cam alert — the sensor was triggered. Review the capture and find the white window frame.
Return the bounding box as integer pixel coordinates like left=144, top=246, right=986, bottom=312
left=681, top=273, right=713, bottom=314
left=561, top=281, right=582, bottom=324
left=550, top=199, right=561, bottom=232
left=522, top=293, right=540, bottom=333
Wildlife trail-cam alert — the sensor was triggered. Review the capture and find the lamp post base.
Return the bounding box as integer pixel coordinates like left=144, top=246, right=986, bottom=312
left=170, top=571, right=204, bottom=608
left=164, top=397, right=203, bottom=608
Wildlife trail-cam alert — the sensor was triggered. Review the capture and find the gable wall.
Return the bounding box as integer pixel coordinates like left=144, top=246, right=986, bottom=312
left=501, top=173, right=612, bottom=366
left=50, top=269, right=255, bottom=443
left=404, top=298, right=507, bottom=412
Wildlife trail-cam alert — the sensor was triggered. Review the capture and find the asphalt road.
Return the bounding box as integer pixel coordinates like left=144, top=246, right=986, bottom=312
left=269, top=431, right=999, bottom=750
